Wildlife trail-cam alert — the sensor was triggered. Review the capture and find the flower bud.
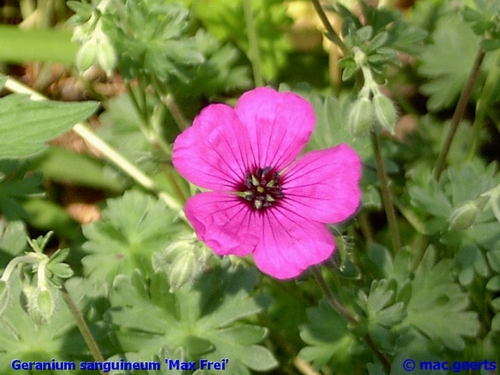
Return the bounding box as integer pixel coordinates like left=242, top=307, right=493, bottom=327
left=449, top=201, right=479, bottom=231
left=348, top=97, right=373, bottom=137
left=96, top=37, right=117, bottom=77
left=76, top=39, right=98, bottom=72
left=153, top=237, right=212, bottom=292
left=0, top=280, right=10, bottom=318
left=27, top=286, right=55, bottom=325
left=168, top=251, right=197, bottom=292
left=373, top=94, right=397, bottom=134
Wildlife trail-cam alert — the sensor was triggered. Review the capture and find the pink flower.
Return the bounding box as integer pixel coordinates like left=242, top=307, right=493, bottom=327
left=173, top=87, right=361, bottom=279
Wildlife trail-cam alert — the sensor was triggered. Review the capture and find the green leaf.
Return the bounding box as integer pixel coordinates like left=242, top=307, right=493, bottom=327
left=487, top=250, right=500, bottom=273
left=81, top=190, right=189, bottom=284
left=0, top=160, right=43, bottom=220
left=367, top=363, right=386, bottom=375
left=367, top=243, right=393, bottom=279
left=194, top=0, right=292, bottom=80
left=462, top=0, right=500, bottom=45
left=492, top=314, right=500, bottom=331
left=457, top=242, right=489, bottom=286
left=0, top=280, right=9, bottom=318
left=0, top=95, right=98, bottom=159
left=102, top=1, right=204, bottom=82
left=409, top=181, right=452, bottom=218
left=298, top=299, right=356, bottom=371
left=280, top=86, right=371, bottom=158
left=0, top=26, right=78, bottom=64
left=0, top=220, right=27, bottom=259
left=98, top=92, right=168, bottom=173
left=486, top=275, right=500, bottom=292
left=22, top=199, right=82, bottom=242
left=491, top=297, right=500, bottom=311
left=30, top=147, right=125, bottom=192
left=47, top=262, right=74, bottom=280
left=361, top=279, right=406, bottom=328
left=108, top=262, right=276, bottom=374
left=0, top=273, right=88, bottom=374
left=169, top=31, right=251, bottom=99
left=397, top=247, right=480, bottom=351
left=418, top=12, right=483, bottom=110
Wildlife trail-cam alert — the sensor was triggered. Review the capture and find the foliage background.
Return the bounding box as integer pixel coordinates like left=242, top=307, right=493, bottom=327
left=0, top=0, right=500, bottom=374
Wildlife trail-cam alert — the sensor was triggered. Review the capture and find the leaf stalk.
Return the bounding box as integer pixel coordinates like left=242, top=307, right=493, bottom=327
left=60, top=284, right=106, bottom=375
left=434, top=48, right=485, bottom=180
left=370, top=130, right=401, bottom=253
left=243, top=0, right=264, bottom=87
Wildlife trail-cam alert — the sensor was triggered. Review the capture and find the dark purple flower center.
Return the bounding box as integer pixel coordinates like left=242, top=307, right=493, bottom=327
left=240, top=166, right=284, bottom=210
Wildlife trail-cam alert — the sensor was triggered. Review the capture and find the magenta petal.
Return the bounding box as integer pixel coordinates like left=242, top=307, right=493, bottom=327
left=185, top=192, right=258, bottom=257
left=172, top=104, right=251, bottom=190
left=282, top=144, right=362, bottom=223
left=235, top=87, right=315, bottom=171
left=253, top=209, right=335, bottom=279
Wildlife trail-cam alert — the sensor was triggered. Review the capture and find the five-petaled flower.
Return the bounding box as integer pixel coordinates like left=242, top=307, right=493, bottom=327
left=173, top=87, right=361, bottom=279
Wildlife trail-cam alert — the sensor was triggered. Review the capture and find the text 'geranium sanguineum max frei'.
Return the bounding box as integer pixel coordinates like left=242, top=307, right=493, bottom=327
left=172, top=87, right=362, bottom=279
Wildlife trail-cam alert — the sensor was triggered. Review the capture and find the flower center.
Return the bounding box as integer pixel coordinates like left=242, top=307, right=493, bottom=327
left=240, top=166, right=284, bottom=210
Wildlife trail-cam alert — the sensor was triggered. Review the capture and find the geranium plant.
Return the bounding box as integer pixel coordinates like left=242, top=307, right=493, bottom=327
left=0, top=0, right=499, bottom=374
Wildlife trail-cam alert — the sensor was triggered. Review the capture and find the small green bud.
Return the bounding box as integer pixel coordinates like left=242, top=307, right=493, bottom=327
left=0, top=280, right=10, bottom=318
left=449, top=201, right=479, bottom=231
left=153, top=237, right=211, bottom=292
left=168, top=251, right=197, bottom=292
left=27, top=286, right=55, bottom=325
left=76, top=39, right=98, bottom=72
left=96, top=37, right=117, bottom=77
left=373, top=94, right=397, bottom=133
left=348, top=97, right=373, bottom=137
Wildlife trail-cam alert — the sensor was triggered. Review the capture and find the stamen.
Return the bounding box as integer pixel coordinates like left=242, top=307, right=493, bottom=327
left=239, top=166, right=284, bottom=211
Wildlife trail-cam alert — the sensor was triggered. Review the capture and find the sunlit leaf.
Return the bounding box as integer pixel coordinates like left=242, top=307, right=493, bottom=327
left=0, top=95, right=97, bottom=159
left=107, top=261, right=277, bottom=374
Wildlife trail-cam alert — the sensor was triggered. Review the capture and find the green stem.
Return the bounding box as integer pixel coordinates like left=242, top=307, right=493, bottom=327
left=0, top=254, right=44, bottom=282
left=4, top=77, right=183, bottom=213
left=311, top=267, right=358, bottom=324
left=150, top=74, right=190, bottom=132
left=60, top=285, right=106, bottom=375
left=370, top=130, right=401, bottom=253
left=242, top=0, right=264, bottom=86
left=125, top=82, right=155, bottom=142
left=433, top=48, right=485, bottom=180
left=311, top=267, right=391, bottom=372
left=125, top=82, right=148, bottom=125
left=310, top=0, right=350, bottom=57
left=357, top=211, right=374, bottom=245
left=164, top=93, right=189, bottom=131
left=466, top=49, right=500, bottom=161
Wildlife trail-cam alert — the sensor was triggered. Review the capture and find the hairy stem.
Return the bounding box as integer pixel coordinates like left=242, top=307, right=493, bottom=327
left=60, top=285, right=106, bottom=375
left=243, top=0, right=264, bottom=87
left=434, top=48, right=485, bottom=180
left=311, top=267, right=358, bottom=324
left=364, top=334, right=391, bottom=373
left=0, top=254, right=43, bottom=282
left=370, top=131, right=401, bottom=253
left=466, top=50, right=500, bottom=161
left=311, top=267, right=391, bottom=372
left=310, top=0, right=350, bottom=57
